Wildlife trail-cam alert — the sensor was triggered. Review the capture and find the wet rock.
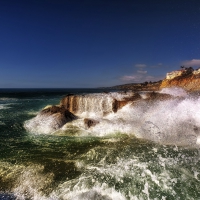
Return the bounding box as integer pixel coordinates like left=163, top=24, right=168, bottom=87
left=24, top=105, right=77, bottom=134
left=60, top=95, right=79, bottom=113
left=41, top=105, right=77, bottom=121
left=112, top=99, right=128, bottom=113
left=123, top=92, right=141, bottom=101
left=103, top=91, right=109, bottom=94
left=112, top=93, right=141, bottom=113
left=60, top=92, right=143, bottom=115
left=40, top=105, right=77, bottom=127
left=145, top=92, right=173, bottom=101
left=84, top=118, right=99, bottom=128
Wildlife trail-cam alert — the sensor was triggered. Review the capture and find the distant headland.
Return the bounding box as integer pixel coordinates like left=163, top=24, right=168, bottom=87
left=108, top=67, right=200, bottom=91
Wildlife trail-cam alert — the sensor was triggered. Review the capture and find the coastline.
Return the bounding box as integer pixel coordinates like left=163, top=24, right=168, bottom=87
left=1, top=83, right=200, bottom=199
left=104, top=67, right=200, bottom=92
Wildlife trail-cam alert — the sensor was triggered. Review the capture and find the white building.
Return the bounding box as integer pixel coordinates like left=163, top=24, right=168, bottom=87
left=166, top=70, right=185, bottom=80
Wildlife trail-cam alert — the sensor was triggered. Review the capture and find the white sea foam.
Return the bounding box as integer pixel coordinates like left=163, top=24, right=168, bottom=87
left=24, top=114, right=62, bottom=135
left=159, top=87, right=188, bottom=97
left=25, top=89, right=200, bottom=146
left=109, top=91, right=135, bottom=101
left=0, top=104, right=12, bottom=110
left=70, top=91, right=200, bottom=145
left=50, top=146, right=194, bottom=200
left=1, top=148, right=198, bottom=200
left=139, top=91, right=153, bottom=99
left=52, top=184, right=126, bottom=200
left=72, top=94, right=114, bottom=116
left=98, top=90, right=200, bottom=145
left=14, top=165, right=54, bottom=200
left=84, top=96, right=200, bottom=145
left=0, top=162, right=54, bottom=200
left=26, top=111, right=40, bottom=116
left=1, top=142, right=199, bottom=200
left=0, top=97, right=18, bottom=101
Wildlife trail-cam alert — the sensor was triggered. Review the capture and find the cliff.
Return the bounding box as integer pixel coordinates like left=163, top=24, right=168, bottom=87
left=160, top=68, right=200, bottom=91
left=109, top=68, right=200, bottom=92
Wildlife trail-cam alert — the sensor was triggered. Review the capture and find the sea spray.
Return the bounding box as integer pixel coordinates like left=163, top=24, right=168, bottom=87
left=25, top=88, right=200, bottom=146
left=24, top=91, right=136, bottom=135
left=1, top=88, right=200, bottom=199
left=49, top=139, right=200, bottom=200
left=24, top=114, right=60, bottom=134
left=61, top=89, right=200, bottom=146
left=0, top=162, right=54, bottom=200
left=60, top=92, right=136, bottom=115
left=98, top=96, right=200, bottom=145
left=159, top=87, right=188, bottom=97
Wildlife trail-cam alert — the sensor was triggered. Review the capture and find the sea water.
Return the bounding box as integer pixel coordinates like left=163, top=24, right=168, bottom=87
left=0, top=88, right=200, bottom=200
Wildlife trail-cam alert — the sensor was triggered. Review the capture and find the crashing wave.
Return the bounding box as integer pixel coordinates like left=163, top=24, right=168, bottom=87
left=24, top=89, right=200, bottom=146
left=159, top=87, right=188, bottom=97
left=24, top=105, right=77, bottom=134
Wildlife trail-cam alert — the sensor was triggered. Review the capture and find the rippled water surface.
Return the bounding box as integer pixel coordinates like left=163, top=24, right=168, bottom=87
left=0, top=88, right=200, bottom=200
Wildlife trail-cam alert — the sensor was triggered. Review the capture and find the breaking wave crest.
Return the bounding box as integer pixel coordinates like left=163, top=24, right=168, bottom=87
left=2, top=141, right=199, bottom=200
left=2, top=88, right=200, bottom=200
left=159, top=87, right=188, bottom=97
left=25, top=88, right=200, bottom=146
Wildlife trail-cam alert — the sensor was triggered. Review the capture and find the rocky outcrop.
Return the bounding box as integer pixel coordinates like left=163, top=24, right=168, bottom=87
left=24, top=105, right=77, bottom=134
left=112, top=99, right=129, bottom=113
left=112, top=93, right=141, bottom=112
left=84, top=118, right=99, bottom=128
left=145, top=92, right=173, bottom=101
left=41, top=105, right=77, bottom=122
left=60, top=94, right=79, bottom=113
left=60, top=93, right=142, bottom=115
left=60, top=91, right=176, bottom=117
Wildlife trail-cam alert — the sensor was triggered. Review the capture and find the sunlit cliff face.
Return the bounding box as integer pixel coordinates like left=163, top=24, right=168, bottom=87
left=161, top=68, right=200, bottom=91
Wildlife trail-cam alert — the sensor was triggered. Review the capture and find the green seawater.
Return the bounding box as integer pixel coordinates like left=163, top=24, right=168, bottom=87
left=0, top=89, right=200, bottom=200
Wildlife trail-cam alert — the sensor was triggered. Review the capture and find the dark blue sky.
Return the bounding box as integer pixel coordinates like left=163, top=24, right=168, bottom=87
left=1, top=0, right=200, bottom=88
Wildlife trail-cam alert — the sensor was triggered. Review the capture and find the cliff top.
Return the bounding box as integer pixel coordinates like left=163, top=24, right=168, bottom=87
left=108, top=67, right=200, bottom=91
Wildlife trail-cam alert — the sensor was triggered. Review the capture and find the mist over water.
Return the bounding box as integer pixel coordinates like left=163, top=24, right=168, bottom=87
left=25, top=88, right=200, bottom=146
left=0, top=88, right=200, bottom=199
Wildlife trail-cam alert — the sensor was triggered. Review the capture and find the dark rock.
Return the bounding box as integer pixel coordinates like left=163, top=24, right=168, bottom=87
left=24, top=105, right=78, bottom=134
left=41, top=105, right=77, bottom=121
left=145, top=92, right=172, bottom=101
left=112, top=99, right=128, bottom=113
left=112, top=94, right=141, bottom=113
left=84, top=118, right=99, bottom=128
left=123, top=93, right=141, bottom=101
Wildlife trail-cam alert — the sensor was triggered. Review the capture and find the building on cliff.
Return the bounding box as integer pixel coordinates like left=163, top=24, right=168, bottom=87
left=160, top=67, right=200, bottom=91
left=166, top=70, right=185, bottom=80
left=192, top=68, right=200, bottom=75
left=166, top=67, right=197, bottom=80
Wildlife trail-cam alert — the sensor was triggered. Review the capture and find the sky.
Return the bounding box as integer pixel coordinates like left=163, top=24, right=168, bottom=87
left=0, top=0, right=200, bottom=88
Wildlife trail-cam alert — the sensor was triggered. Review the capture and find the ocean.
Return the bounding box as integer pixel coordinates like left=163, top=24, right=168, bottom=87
left=0, top=88, right=200, bottom=200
